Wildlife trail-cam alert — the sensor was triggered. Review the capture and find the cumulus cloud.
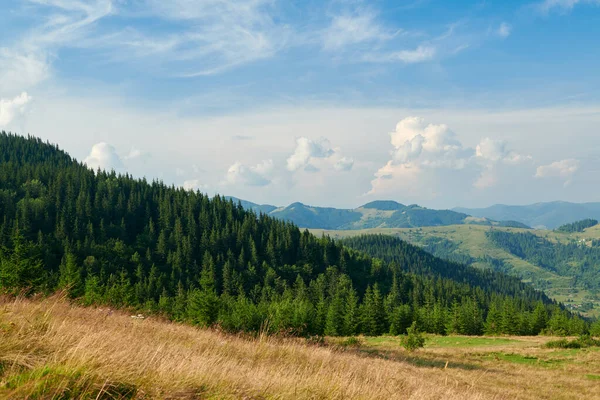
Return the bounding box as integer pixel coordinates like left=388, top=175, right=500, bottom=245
left=497, top=22, right=512, bottom=38
left=535, top=159, right=579, bottom=185
left=476, top=138, right=530, bottom=164
left=286, top=137, right=334, bottom=171
left=369, top=117, right=531, bottom=197
left=286, top=137, right=354, bottom=173
left=389, top=116, right=470, bottom=169
left=0, top=92, right=32, bottom=127
left=84, top=142, right=124, bottom=171
left=225, top=160, right=274, bottom=187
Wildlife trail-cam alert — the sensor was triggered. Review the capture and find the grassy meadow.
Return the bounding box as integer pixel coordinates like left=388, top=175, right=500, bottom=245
left=1, top=295, right=599, bottom=399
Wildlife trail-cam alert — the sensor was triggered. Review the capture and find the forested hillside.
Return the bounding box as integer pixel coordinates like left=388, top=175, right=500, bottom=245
left=0, top=133, right=586, bottom=336
left=487, top=230, right=600, bottom=290
left=556, top=219, right=598, bottom=233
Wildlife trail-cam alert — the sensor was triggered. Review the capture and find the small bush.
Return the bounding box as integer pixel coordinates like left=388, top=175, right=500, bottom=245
left=401, top=322, right=426, bottom=351
left=544, top=335, right=600, bottom=349
left=545, top=339, right=581, bottom=349
left=340, top=336, right=363, bottom=347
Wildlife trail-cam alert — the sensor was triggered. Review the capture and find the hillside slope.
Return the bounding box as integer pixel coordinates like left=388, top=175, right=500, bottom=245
left=4, top=296, right=598, bottom=400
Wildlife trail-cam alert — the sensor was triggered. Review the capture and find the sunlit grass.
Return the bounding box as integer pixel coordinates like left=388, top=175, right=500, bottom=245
left=1, top=295, right=599, bottom=399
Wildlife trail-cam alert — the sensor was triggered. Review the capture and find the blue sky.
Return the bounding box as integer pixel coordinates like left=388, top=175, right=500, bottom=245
left=1, top=0, right=600, bottom=208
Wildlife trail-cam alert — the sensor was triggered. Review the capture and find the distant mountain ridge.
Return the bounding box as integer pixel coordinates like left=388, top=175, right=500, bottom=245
left=227, top=197, right=530, bottom=230
left=454, top=201, right=600, bottom=229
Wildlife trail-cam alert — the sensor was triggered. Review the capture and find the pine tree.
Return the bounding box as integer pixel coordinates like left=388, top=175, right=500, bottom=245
left=58, top=251, right=83, bottom=298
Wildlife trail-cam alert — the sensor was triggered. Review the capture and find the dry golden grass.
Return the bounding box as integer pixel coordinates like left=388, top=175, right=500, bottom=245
left=0, top=295, right=598, bottom=399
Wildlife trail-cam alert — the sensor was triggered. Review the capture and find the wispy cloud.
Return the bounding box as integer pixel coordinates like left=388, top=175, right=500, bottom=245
left=363, top=45, right=436, bottom=63
left=537, top=0, right=600, bottom=13
left=0, top=0, right=114, bottom=94
left=128, top=0, right=292, bottom=77
left=322, top=11, right=399, bottom=50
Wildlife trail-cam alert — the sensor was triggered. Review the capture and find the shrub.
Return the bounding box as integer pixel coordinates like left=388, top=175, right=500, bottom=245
left=401, top=321, right=426, bottom=351
left=544, top=339, right=581, bottom=349
left=340, top=336, right=363, bottom=347
left=544, top=335, right=600, bottom=349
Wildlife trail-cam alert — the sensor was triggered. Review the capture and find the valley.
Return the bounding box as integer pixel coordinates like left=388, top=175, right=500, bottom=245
left=311, top=225, right=600, bottom=318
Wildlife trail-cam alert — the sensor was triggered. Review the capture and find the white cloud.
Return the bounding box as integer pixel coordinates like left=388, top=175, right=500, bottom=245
left=134, top=0, right=290, bottom=76
left=225, top=159, right=274, bottom=187
left=334, top=157, right=354, bottom=171
left=124, top=147, right=142, bottom=160
left=322, top=12, right=397, bottom=50
left=183, top=179, right=208, bottom=191
left=369, top=117, right=532, bottom=198
left=0, top=92, right=33, bottom=127
left=363, top=46, right=436, bottom=64
left=0, top=49, right=50, bottom=95
left=535, top=159, right=579, bottom=185
left=497, top=22, right=512, bottom=38
left=476, top=137, right=530, bottom=164
left=389, top=116, right=470, bottom=168
left=83, top=142, right=123, bottom=171
left=286, top=137, right=334, bottom=171
left=0, top=0, right=114, bottom=94
left=474, top=137, right=531, bottom=189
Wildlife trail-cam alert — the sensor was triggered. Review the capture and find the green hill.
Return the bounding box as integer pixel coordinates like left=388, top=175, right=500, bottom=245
left=0, top=132, right=580, bottom=337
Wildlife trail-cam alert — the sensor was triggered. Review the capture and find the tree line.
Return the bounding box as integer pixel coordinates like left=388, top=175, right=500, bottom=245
left=556, top=219, right=598, bottom=233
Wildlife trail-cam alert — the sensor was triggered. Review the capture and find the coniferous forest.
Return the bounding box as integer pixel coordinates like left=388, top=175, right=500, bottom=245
left=0, top=132, right=588, bottom=337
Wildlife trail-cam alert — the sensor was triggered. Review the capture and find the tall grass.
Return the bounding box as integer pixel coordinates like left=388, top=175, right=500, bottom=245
left=0, top=295, right=495, bottom=399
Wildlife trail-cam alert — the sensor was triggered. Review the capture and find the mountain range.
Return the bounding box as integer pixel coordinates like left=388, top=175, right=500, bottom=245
left=226, top=197, right=530, bottom=230
left=454, top=201, right=600, bottom=229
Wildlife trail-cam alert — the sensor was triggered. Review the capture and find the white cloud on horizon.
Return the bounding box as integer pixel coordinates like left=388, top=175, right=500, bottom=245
left=0, top=92, right=33, bottom=127
left=83, top=142, right=124, bottom=171
left=535, top=158, right=579, bottom=185
left=225, top=159, right=274, bottom=187
left=369, top=117, right=531, bottom=197
left=183, top=179, right=208, bottom=191
left=286, top=137, right=335, bottom=171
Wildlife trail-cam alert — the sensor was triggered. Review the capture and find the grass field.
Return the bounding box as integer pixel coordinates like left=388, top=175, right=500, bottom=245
left=310, top=225, right=600, bottom=318
left=1, top=296, right=600, bottom=399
